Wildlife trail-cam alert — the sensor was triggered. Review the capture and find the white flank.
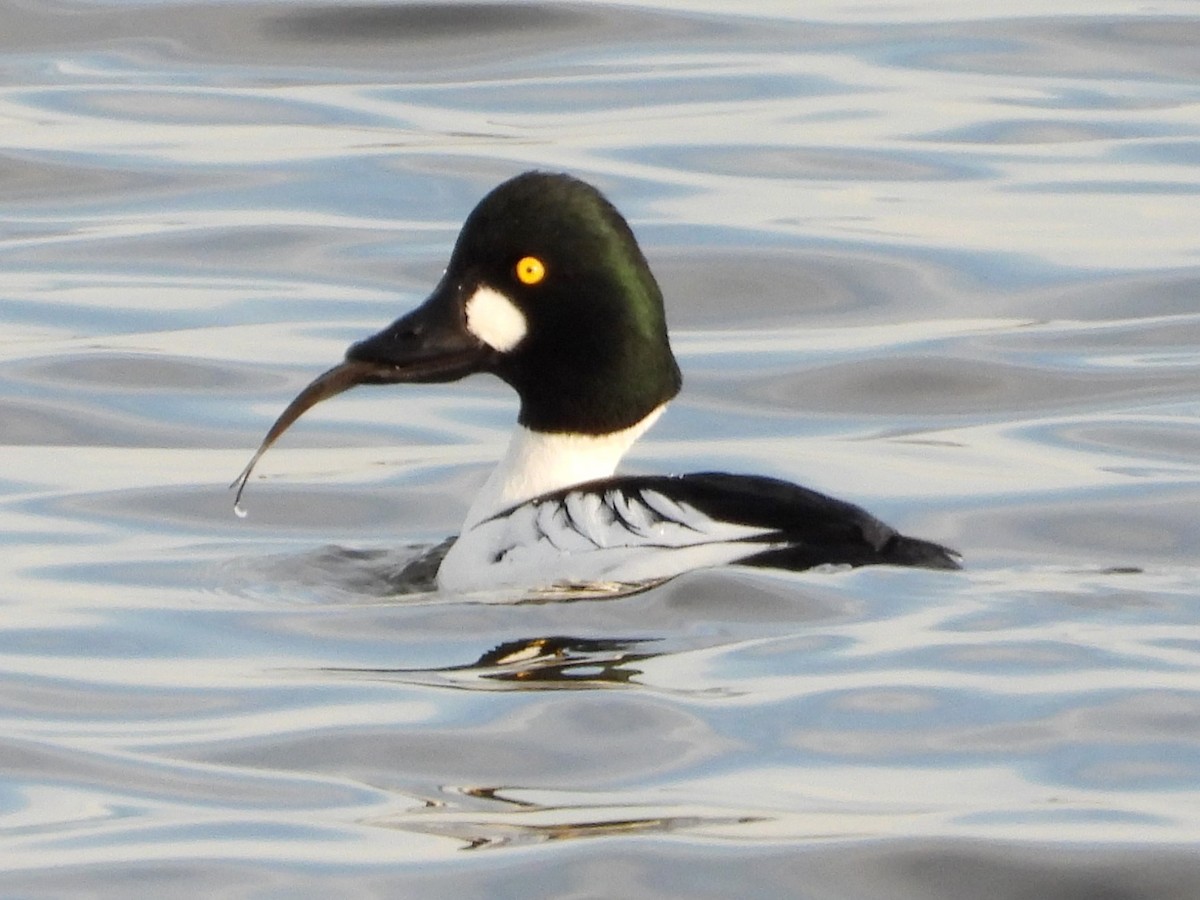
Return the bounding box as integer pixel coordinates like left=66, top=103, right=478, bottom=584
left=437, top=479, right=782, bottom=593
left=464, top=285, right=527, bottom=352
left=458, top=404, right=666, bottom=531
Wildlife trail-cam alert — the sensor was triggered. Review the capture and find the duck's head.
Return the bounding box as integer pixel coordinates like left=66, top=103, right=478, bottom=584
left=349, top=170, right=681, bottom=433
left=232, top=172, right=681, bottom=506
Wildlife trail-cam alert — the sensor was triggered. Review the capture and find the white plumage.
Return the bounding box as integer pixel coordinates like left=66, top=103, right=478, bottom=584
left=437, top=481, right=783, bottom=593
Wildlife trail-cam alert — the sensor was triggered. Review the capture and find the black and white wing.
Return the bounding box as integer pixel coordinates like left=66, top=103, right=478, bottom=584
left=436, top=472, right=958, bottom=592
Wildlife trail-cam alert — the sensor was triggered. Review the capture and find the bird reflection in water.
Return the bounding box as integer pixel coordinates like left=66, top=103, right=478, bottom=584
left=325, top=635, right=660, bottom=689
left=369, top=784, right=760, bottom=851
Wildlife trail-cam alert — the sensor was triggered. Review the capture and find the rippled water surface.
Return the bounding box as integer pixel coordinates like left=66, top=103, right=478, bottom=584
left=3, top=1, right=1200, bottom=896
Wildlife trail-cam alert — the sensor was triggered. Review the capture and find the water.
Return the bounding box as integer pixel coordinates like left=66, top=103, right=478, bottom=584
left=2, top=1, right=1199, bottom=896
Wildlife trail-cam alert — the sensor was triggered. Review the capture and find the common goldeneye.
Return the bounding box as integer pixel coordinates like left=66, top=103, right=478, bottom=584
left=233, top=171, right=959, bottom=592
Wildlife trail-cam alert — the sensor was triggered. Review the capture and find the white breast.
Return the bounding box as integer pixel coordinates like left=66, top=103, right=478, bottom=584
left=461, top=406, right=666, bottom=530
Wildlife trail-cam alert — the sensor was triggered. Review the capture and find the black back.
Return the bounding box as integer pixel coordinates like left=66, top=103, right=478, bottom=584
left=519, top=471, right=961, bottom=572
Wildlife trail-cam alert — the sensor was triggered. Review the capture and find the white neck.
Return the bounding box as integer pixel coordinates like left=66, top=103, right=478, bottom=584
left=461, top=404, right=667, bottom=530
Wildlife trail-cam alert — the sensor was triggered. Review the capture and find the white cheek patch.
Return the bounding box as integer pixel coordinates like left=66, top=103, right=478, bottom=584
left=464, top=286, right=528, bottom=352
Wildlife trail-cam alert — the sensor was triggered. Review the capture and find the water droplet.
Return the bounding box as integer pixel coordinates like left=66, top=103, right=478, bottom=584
left=234, top=502, right=248, bottom=519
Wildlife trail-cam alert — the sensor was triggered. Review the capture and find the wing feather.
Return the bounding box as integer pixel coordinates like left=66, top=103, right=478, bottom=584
left=438, top=472, right=959, bottom=593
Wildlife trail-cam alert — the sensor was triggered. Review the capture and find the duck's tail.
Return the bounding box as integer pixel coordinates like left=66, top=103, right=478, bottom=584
left=882, top=533, right=961, bottom=570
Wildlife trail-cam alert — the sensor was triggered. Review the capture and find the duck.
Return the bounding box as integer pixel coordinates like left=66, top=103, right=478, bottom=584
left=233, top=171, right=960, bottom=593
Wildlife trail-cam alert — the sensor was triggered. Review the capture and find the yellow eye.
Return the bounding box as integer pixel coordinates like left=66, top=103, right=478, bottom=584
left=515, top=256, right=546, bottom=285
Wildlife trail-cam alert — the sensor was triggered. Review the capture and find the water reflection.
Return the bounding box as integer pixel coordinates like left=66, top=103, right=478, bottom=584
left=267, top=3, right=589, bottom=44
left=329, top=635, right=660, bottom=690
left=387, top=802, right=758, bottom=851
